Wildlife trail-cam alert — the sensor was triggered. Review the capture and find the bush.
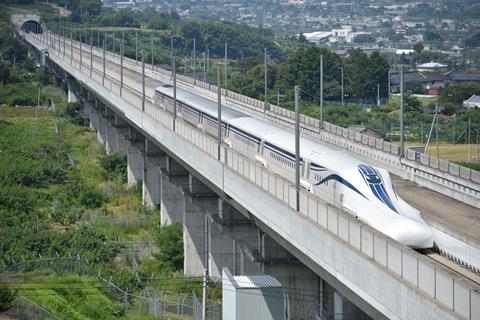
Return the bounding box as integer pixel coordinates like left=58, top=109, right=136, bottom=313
left=78, top=184, right=108, bottom=209
left=99, top=153, right=127, bottom=182
left=0, top=284, right=16, bottom=311
left=154, top=223, right=183, bottom=272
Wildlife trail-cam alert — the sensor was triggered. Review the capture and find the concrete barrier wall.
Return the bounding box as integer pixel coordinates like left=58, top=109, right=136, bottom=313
left=35, top=34, right=480, bottom=319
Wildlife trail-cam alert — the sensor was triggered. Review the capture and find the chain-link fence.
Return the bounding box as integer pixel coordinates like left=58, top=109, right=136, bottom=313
left=1, top=255, right=222, bottom=320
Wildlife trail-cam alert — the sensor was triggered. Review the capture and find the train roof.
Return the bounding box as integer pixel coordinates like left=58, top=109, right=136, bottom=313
left=155, top=85, right=366, bottom=171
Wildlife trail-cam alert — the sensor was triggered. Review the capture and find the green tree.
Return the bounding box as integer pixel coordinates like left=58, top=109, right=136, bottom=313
left=155, top=223, right=183, bottom=272
left=413, top=42, right=424, bottom=53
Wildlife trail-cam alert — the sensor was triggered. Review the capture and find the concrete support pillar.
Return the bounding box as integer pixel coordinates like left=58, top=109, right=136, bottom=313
left=183, top=174, right=217, bottom=277
left=105, top=121, right=117, bottom=155
left=89, top=101, right=99, bottom=131
left=113, top=114, right=129, bottom=157
left=142, top=140, right=165, bottom=208
left=319, top=281, right=365, bottom=320
left=259, top=233, right=320, bottom=320
left=160, top=156, right=188, bottom=225
left=209, top=201, right=262, bottom=278
left=96, top=113, right=107, bottom=146
left=126, top=130, right=144, bottom=187
left=67, top=84, right=78, bottom=103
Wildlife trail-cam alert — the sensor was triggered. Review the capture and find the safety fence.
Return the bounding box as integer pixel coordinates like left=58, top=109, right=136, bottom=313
left=1, top=255, right=221, bottom=320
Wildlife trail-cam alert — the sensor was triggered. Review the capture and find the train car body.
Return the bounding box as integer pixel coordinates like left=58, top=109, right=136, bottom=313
left=154, top=85, right=433, bottom=249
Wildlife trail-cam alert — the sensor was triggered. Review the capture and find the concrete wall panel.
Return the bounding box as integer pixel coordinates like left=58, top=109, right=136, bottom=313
left=318, top=205, right=327, bottom=228
left=349, top=221, right=361, bottom=251
left=460, top=166, right=471, bottom=180
left=448, top=163, right=459, bottom=176
left=439, top=159, right=449, bottom=173
left=430, top=156, right=439, bottom=169
left=308, top=196, right=318, bottom=223
left=360, top=227, right=374, bottom=258
left=390, top=144, right=400, bottom=155
left=327, top=210, right=338, bottom=235
left=418, top=260, right=435, bottom=297
left=436, top=271, right=454, bottom=309
left=373, top=234, right=387, bottom=267
left=453, top=281, right=470, bottom=319
left=402, top=252, right=418, bottom=286
left=338, top=214, right=349, bottom=242
left=472, top=170, right=480, bottom=184
left=472, top=290, right=480, bottom=320
left=275, top=177, right=283, bottom=200
left=387, top=242, right=402, bottom=275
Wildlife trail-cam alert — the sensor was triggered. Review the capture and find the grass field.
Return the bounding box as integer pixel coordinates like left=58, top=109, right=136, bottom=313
left=404, top=141, right=480, bottom=163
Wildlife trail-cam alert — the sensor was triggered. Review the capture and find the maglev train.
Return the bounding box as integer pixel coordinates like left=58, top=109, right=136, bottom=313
left=154, top=85, right=433, bottom=249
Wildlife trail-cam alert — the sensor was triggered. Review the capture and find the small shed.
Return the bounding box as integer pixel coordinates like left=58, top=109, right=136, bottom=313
left=222, top=268, right=286, bottom=320
left=348, top=125, right=384, bottom=140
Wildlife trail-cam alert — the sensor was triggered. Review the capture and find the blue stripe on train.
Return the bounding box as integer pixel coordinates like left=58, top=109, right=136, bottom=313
left=314, top=174, right=367, bottom=199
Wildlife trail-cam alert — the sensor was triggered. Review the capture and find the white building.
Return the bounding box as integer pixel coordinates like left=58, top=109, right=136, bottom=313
left=463, top=95, right=480, bottom=108
left=329, top=25, right=353, bottom=44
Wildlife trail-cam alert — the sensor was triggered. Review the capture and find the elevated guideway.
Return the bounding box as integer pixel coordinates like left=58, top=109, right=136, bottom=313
left=28, top=25, right=480, bottom=273
left=19, top=28, right=480, bottom=320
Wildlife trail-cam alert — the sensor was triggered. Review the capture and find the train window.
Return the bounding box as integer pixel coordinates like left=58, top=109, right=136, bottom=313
left=365, top=174, right=382, bottom=184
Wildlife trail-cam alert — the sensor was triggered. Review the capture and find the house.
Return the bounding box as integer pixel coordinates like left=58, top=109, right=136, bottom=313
left=447, top=71, right=480, bottom=83
left=303, top=31, right=332, bottom=44
left=463, top=95, right=480, bottom=108
left=389, top=71, right=428, bottom=93
left=417, top=61, right=448, bottom=72
left=423, top=72, right=448, bottom=95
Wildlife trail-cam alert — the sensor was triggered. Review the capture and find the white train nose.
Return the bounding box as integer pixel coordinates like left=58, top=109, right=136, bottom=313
left=387, top=219, right=433, bottom=249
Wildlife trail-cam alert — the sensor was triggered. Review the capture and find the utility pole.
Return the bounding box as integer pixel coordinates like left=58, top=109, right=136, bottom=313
left=206, top=47, right=210, bottom=83
left=340, top=66, right=344, bottom=105
left=294, top=85, right=300, bottom=212
left=142, top=49, right=145, bottom=112
left=135, top=30, right=138, bottom=65
left=388, top=70, right=391, bottom=102
left=193, top=38, right=196, bottom=85
left=468, top=118, right=471, bottom=162
left=170, top=35, right=173, bottom=79
left=436, top=114, right=439, bottom=158
left=217, top=67, right=222, bottom=160
left=63, top=26, right=66, bottom=59
left=476, top=130, right=479, bottom=164
left=70, top=28, right=73, bottom=64
left=224, top=42, right=228, bottom=97
left=320, top=54, right=324, bottom=129
left=151, top=33, right=154, bottom=70
left=79, top=26, right=82, bottom=71
left=90, top=30, right=93, bottom=77
left=377, top=83, right=380, bottom=106
left=202, top=212, right=210, bottom=320
left=201, top=269, right=208, bottom=320
left=120, top=31, right=124, bottom=95
left=102, top=37, right=106, bottom=85
left=173, top=58, right=177, bottom=131
left=264, top=48, right=268, bottom=112
left=400, top=65, right=405, bottom=156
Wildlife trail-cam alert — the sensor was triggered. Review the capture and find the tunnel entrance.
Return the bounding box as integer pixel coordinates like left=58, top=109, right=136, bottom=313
left=21, top=20, right=43, bottom=34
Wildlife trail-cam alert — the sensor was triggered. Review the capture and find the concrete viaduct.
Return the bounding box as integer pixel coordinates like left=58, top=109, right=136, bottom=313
left=13, top=16, right=480, bottom=320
